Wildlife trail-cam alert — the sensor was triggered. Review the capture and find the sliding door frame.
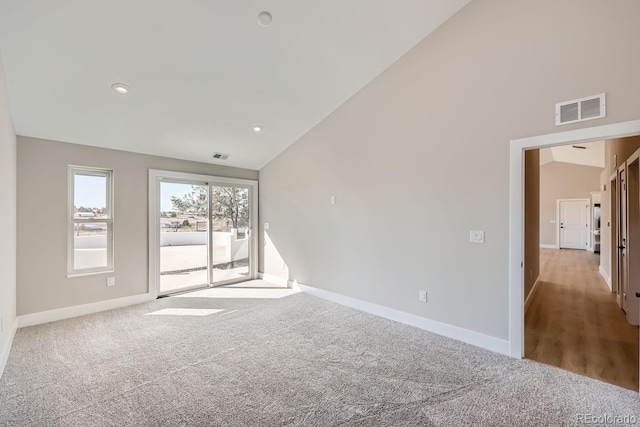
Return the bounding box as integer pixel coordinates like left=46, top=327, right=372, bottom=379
left=148, top=170, right=258, bottom=298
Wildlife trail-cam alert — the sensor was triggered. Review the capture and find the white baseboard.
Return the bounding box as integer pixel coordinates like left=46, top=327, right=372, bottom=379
left=257, top=272, right=289, bottom=288
left=17, top=293, right=155, bottom=328
left=289, top=280, right=510, bottom=356
left=540, top=244, right=559, bottom=249
left=599, top=265, right=612, bottom=291
left=524, top=276, right=541, bottom=314
left=0, top=318, right=18, bottom=380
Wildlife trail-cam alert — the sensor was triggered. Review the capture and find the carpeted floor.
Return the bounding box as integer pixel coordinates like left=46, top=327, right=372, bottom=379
left=1, top=280, right=638, bottom=426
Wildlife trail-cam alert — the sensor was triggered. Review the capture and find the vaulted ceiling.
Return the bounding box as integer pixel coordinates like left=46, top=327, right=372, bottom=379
left=540, top=140, right=605, bottom=168
left=0, top=0, right=470, bottom=169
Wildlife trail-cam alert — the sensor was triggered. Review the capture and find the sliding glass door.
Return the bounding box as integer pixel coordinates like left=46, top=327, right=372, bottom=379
left=159, top=181, right=209, bottom=294
left=152, top=172, right=257, bottom=296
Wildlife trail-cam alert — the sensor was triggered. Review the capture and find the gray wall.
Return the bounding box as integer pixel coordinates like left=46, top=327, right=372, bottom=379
left=259, top=0, right=640, bottom=340
left=17, top=137, right=257, bottom=316
left=0, top=52, right=16, bottom=366
left=539, top=162, right=602, bottom=246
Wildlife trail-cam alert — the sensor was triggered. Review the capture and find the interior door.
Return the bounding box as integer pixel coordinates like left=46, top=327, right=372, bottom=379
left=625, top=153, right=640, bottom=326
left=611, top=173, right=620, bottom=305
left=559, top=200, right=588, bottom=249
left=619, top=165, right=629, bottom=313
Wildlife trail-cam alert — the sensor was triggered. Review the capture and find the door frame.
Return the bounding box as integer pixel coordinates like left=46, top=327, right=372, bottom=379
left=556, top=198, right=591, bottom=250
left=148, top=169, right=259, bottom=298
left=618, top=162, right=629, bottom=312
left=610, top=171, right=619, bottom=300
left=509, top=119, right=640, bottom=358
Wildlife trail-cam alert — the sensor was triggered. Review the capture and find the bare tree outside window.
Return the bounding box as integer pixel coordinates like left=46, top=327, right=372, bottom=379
left=170, top=186, right=249, bottom=230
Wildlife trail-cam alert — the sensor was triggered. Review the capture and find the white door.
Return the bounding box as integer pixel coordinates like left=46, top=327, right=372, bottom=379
left=559, top=200, right=588, bottom=249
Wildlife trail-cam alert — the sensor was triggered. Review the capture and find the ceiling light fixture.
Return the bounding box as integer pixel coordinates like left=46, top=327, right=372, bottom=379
left=111, top=83, right=130, bottom=94
left=253, top=125, right=263, bottom=133
left=257, top=11, right=272, bottom=27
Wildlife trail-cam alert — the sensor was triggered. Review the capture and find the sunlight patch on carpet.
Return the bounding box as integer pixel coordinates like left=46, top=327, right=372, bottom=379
left=145, top=308, right=225, bottom=316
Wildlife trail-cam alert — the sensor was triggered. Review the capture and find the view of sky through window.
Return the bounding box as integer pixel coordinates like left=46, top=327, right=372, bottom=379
left=74, top=174, right=106, bottom=209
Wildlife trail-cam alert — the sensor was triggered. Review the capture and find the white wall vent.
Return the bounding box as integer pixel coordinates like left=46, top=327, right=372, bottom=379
left=555, top=93, right=606, bottom=126
left=211, top=152, right=230, bottom=160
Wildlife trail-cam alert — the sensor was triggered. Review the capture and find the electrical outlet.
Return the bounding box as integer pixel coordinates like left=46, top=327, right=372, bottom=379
left=419, top=291, right=427, bottom=302
left=330, top=195, right=336, bottom=205
left=107, top=277, right=116, bottom=287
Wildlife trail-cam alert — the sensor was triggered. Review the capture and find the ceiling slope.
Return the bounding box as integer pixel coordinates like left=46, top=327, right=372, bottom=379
left=0, top=0, right=469, bottom=169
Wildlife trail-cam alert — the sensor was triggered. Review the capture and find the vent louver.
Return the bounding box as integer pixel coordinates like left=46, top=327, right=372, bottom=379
left=555, top=93, right=606, bottom=126
left=211, top=152, right=230, bottom=160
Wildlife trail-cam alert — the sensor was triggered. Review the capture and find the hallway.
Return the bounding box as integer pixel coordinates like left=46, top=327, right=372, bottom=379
left=525, top=248, right=639, bottom=391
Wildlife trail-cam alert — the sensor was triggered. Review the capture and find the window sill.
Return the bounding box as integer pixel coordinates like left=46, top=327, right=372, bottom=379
left=67, top=270, right=114, bottom=279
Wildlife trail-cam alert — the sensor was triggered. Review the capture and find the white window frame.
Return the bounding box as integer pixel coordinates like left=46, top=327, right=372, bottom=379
left=68, top=166, right=114, bottom=276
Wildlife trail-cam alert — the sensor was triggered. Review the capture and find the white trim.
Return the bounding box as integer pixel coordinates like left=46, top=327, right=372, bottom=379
left=510, top=119, right=640, bottom=358
left=291, top=281, right=510, bottom=356
left=0, top=319, right=18, bottom=380
left=257, top=272, right=289, bottom=287
left=599, top=265, right=612, bottom=291
left=524, top=277, right=541, bottom=314
left=17, top=293, right=154, bottom=328
left=540, top=244, right=559, bottom=249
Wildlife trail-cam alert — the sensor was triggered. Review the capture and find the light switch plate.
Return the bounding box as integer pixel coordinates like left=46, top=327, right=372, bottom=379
left=470, top=230, right=485, bottom=243
left=107, top=277, right=116, bottom=287
left=330, top=195, right=336, bottom=205
left=264, top=222, right=270, bottom=230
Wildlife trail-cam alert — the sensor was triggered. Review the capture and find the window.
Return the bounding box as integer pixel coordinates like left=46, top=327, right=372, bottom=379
left=68, top=167, right=113, bottom=275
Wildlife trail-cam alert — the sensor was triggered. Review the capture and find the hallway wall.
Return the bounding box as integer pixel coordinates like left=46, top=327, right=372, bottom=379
left=539, top=162, right=603, bottom=247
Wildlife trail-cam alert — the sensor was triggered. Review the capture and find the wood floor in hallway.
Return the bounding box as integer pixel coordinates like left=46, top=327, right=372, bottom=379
left=525, top=248, right=639, bottom=391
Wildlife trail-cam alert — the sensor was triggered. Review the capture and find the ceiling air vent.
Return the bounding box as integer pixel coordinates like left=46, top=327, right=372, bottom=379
left=211, top=152, right=230, bottom=160
left=555, top=93, right=606, bottom=126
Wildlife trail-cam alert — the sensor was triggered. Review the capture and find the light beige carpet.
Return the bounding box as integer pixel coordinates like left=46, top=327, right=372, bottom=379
left=1, top=281, right=638, bottom=426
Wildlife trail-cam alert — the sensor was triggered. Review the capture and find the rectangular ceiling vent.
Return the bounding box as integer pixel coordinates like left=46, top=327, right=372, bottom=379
left=211, top=152, right=230, bottom=160
left=555, top=93, right=606, bottom=126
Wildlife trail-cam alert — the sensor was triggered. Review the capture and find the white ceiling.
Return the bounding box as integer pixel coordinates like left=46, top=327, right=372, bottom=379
left=0, top=0, right=470, bottom=170
left=540, top=140, right=605, bottom=168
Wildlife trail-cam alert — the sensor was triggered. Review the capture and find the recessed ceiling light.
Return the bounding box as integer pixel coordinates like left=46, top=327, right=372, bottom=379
left=253, top=125, right=263, bottom=133
left=111, top=83, right=130, bottom=94
left=257, top=11, right=272, bottom=27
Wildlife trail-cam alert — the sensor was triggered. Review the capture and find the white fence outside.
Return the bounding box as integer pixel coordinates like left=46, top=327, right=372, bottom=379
left=74, top=230, right=248, bottom=267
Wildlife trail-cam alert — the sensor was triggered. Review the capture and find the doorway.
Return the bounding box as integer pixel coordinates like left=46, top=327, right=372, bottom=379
left=149, top=170, right=258, bottom=297
left=510, top=119, right=640, bottom=391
